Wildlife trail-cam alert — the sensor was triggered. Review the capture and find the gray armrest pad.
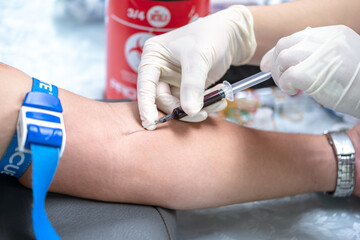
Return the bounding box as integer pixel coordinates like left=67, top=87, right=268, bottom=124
left=47, top=193, right=177, bottom=240
left=0, top=175, right=177, bottom=240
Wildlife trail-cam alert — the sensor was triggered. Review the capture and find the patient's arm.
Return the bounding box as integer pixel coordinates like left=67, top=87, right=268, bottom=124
left=1, top=63, right=359, bottom=210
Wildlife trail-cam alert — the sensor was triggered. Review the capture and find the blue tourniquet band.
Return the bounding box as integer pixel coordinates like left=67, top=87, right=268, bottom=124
left=29, top=78, right=63, bottom=239
left=32, top=77, right=59, bottom=96
left=0, top=77, right=63, bottom=239
left=0, top=77, right=59, bottom=178
left=0, top=134, right=32, bottom=177
left=32, top=145, right=61, bottom=240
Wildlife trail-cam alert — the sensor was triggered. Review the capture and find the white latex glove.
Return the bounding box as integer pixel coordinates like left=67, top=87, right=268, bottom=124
left=137, top=5, right=256, bottom=130
left=261, top=25, right=360, bottom=118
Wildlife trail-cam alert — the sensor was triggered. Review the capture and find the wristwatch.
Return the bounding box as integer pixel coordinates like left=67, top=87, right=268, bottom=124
left=325, top=131, right=356, bottom=197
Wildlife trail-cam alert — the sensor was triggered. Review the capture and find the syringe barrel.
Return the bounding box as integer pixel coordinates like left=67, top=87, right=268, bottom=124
left=203, top=89, right=226, bottom=107
left=168, top=72, right=271, bottom=122
left=171, top=89, right=225, bottom=120
left=231, top=72, right=272, bottom=94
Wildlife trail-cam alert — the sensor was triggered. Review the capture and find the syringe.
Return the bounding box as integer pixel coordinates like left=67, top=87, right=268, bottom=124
left=154, top=71, right=272, bottom=125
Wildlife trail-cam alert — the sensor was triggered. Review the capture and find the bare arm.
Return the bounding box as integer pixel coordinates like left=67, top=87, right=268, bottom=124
left=248, top=0, right=360, bottom=64
left=1, top=63, right=359, bottom=210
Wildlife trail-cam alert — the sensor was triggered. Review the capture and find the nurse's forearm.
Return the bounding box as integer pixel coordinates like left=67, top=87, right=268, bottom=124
left=248, top=0, right=360, bottom=64
left=1, top=63, right=359, bottom=210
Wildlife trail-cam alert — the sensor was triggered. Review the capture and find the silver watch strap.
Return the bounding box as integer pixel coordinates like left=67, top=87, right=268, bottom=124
left=325, top=131, right=356, bottom=197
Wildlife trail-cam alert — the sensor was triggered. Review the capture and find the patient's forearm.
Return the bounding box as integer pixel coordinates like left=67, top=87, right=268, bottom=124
left=22, top=100, right=335, bottom=209
left=0, top=64, right=355, bottom=210
left=21, top=101, right=336, bottom=208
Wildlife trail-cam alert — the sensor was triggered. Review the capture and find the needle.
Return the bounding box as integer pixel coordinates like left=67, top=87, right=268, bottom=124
left=126, top=128, right=145, bottom=136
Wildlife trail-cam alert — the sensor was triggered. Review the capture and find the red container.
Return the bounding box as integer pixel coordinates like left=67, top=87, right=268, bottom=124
left=105, top=0, right=210, bottom=100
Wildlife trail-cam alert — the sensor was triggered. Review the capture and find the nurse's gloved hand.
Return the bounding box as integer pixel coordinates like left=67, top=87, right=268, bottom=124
left=137, top=5, right=256, bottom=130
left=260, top=25, right=360, bottom=118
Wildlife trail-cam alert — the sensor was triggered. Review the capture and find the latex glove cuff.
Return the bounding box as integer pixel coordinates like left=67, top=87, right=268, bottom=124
left=223, top=5, right=257, bottom=66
